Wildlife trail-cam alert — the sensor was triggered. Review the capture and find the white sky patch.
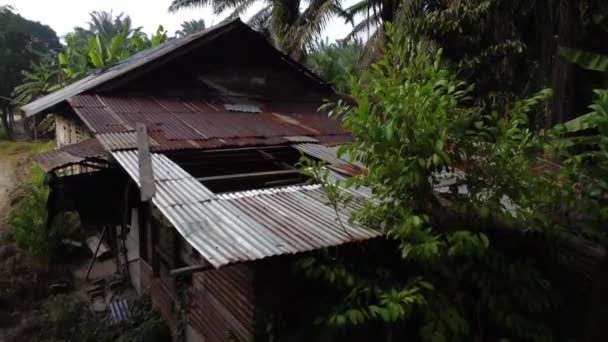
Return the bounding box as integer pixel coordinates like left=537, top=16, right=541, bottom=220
left=4, top=0, right=355, bottom=41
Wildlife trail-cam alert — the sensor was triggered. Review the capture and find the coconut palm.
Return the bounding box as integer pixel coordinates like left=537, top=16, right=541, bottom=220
left=169, top=0, right=347, bottom=61
left=176, top=19, right=206, bottom=37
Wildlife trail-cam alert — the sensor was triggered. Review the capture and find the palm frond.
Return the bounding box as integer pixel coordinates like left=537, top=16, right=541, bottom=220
left=248, top=5, right=272, bottom=31
left=169, top=0, right=215, bottom=12
left=290, top=0, right=343, bottom=54
left=228, top=0, right=263, bottom=19
left=342, top=12, right=380, bottom=43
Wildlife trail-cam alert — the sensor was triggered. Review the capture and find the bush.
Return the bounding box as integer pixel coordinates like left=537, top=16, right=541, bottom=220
left=44, top=295, right=115, bottom=342
left=8, top=164, right=78, bottom=262
left=42, top=294, right=170, bottom=342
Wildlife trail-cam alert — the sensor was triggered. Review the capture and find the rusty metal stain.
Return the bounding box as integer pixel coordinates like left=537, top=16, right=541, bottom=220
left=68, top=95, right=348, bottom=152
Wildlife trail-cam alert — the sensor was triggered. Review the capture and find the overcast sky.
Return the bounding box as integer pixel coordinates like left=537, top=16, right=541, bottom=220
left=5, top=0, right=354, bottom=41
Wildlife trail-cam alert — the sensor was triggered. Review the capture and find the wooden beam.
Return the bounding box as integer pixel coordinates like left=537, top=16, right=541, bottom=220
left=169, top=264, right=214, bottom=277
left=196, top=169, right=300, bottom=182
left=257, top=149, right=296, bottom=170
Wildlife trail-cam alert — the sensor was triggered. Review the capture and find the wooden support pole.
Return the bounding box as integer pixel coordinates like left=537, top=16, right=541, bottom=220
left=85, top=226, right=108, bottom=281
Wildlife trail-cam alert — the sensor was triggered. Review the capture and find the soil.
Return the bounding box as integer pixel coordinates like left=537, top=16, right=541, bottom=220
left=0, top=148, right=63, bottom=341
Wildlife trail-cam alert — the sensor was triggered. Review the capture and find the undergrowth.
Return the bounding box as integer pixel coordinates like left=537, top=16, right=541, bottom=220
left=8, top=164, right=78, bottom=262
left=42, top=294, right=170, bottom=342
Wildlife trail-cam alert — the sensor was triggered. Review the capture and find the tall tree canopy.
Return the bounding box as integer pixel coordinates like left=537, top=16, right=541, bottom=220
left=0, top=5, right=60, bottom=138
left=360, top=0, right=608, bottom=127
left=169, top=0, right=346, bottom=61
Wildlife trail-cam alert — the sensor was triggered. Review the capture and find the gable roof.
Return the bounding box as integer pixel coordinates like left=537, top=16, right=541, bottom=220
left=21, top=19, right=330, bottom=117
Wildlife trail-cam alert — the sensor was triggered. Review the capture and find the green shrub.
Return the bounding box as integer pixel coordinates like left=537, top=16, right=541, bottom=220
left=44, top=295, right=115, bottom=342
left=41, top=294, right=171, bottom=342
left=8, top=164, right=78, bottom=262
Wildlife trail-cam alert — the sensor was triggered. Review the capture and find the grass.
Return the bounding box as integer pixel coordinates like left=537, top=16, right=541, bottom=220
left=0, top=139, right=54, bottom=160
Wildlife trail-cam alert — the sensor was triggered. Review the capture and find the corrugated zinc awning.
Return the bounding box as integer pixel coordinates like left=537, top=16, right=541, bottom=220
left=111, top=150, right=380, bottom=268
left=36, top=139, right=107, bottom=172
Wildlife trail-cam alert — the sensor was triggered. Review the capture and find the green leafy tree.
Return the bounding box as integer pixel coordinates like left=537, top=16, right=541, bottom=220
left=306, top=38, right=362, bottom=92
left=175, top=19, right=206, bottom=37
left=169, top=0, right=347, bottom=61
left=286, top=24, right=605, bottom=341
left=15, top=18, right=169, bottom=103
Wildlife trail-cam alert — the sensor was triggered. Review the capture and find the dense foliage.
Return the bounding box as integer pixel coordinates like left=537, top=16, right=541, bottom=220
left=38, top=294, right=170, bottom=342
left=0, top=6, right=60, bottom=138
left=281, top=25, right=608, bottom=341
left=306, top=38, right=362, bottom=92
left=12, top=11, right=169, bottom=115
left=8, top=164, right=78, bottom=262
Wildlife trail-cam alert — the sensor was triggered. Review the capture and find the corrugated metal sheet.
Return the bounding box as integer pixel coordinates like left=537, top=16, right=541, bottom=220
left=189, top=264, right=254, bottom=342
left=112, top=151, right=379, bottom=268
left=97, top=132, right=159, bottom=151
left=68, top=95, right=349, bottom=152
left=36, top=139, right=106, bottom=172
left=294, top=143, right=366, bottom=175
left=21, top=19, right=242, bottom=117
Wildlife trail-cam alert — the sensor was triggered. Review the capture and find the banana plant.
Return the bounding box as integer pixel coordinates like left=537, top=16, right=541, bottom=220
left=559, top=47, right=608, bottom=72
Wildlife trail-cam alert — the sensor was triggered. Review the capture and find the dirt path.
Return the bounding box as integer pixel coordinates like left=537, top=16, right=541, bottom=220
left=0, top=158, right=16, bottom=341
left=0, top=158, right=16, bottom=228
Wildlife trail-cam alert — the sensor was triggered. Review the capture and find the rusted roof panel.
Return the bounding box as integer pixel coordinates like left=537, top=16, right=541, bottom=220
left=36, top=139, right=106, bottom=172
left=294, top=143, right=366, bottom=175
left=69, top=95, right=349, bottom=152
left=112, top=151, right=379, bottom=268
left=97, top=132, right=159, bottom=151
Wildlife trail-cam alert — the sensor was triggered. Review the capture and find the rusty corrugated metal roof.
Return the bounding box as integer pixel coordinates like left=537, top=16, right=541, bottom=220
left=112, top=150, right=379, bottom=268
left=68, top=95, right=349, bottom=152
left=36, top=139, right=106, bottom=172
left=294, top=143, right=366, bottom=176
left=97, top=132, right=159, bottom=151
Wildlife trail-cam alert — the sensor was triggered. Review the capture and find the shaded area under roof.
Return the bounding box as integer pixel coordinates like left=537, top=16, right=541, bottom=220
left=112, top=150, right=379, bottom=268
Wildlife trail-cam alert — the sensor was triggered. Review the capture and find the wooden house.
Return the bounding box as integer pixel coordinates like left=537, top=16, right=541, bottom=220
left=23, top=19, right=378, bottom=342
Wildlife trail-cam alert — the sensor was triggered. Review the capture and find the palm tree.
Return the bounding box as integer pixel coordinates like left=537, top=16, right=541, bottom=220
left=87, top=11, right=144, bottom=41
left=169, top=0, right=346, bottom=61
left=176, top=19, right=206, bottom=37
left=67, top=11, right=144, bottom=46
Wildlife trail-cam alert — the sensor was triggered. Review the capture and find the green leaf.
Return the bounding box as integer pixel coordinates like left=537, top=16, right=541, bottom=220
left=559, top=47, right=608, bottom=72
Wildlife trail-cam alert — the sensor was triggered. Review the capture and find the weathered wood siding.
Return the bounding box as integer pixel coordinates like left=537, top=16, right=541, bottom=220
left=189, top=264, right=255, bottom=342
left=55, top=114, right=91, bottom=148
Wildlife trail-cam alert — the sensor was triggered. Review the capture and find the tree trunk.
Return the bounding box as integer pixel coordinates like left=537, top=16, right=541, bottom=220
left=548, top=0, right=575, bottom=127
left=1, top=106, right=13, bottom=140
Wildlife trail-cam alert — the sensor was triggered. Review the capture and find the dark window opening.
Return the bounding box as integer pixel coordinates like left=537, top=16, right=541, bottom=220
left=166, top=146, right=310, bottom=193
